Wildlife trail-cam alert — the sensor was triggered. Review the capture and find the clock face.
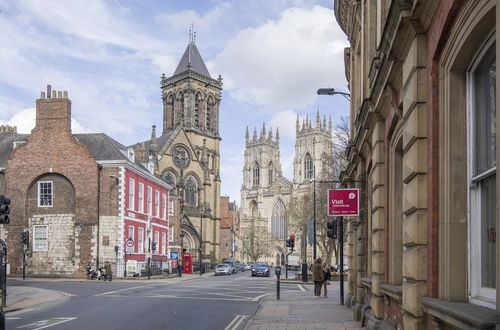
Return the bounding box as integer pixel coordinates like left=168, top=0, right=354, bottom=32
left=172, top=145, right=190, bottom=168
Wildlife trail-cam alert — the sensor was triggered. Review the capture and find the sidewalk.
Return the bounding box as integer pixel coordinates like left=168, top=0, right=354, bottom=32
left=4, top=272, right=203, bottom=313
left=244, top=281, right=363, bottom=330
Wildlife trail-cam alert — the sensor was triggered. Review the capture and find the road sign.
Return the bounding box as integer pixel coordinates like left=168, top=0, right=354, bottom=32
left=126, top=239, right=134, bottom=247
left=328, top=188, right=359, bottom=216
left=170, top=252, right=178, bottom=260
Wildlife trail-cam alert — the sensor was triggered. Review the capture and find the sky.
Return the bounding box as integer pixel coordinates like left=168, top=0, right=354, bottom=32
left=0, top=0, right=350, bottom=204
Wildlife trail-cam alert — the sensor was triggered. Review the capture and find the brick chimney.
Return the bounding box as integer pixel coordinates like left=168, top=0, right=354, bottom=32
left=35, top=85, right=71, bottom=132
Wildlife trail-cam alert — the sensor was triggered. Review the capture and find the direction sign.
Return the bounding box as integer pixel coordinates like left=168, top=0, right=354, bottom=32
left=328, top=188, right=359, bottom=216
left=126, top=239, right=134, bottom=247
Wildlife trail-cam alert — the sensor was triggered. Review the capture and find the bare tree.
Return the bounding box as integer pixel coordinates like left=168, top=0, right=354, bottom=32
left=240, top=220, right=273, bottom=262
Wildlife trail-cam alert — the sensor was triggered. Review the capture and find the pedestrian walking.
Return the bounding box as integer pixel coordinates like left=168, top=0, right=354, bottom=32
left=177, top=262, right=183, bottom=277
left=322, top=263, right=331, bottom=298
left=312, top=258, right=324, bottom=297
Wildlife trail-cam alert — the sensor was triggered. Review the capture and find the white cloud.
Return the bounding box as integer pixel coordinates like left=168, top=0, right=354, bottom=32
left=0, top=108, right=91, bottom=134
left=155, top=4, right=229, bottom=32
left=214, top=5, right=348, bottom=113
left=268, top=110, right=298, bottom=139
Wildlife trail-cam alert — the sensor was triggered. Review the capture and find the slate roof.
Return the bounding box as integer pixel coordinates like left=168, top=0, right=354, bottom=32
left=173, top=42, right=211, bottom=77
left=0, top=133, right=158, bottom=178
left=132, top=131, right=174, bottom=156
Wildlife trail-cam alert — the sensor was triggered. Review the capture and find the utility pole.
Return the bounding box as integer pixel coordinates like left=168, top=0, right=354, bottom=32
left=312, top=179, right=317, bottom=260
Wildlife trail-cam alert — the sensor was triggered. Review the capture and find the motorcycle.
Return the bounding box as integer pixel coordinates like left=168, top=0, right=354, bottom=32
left=86, top=266, right=97, bottom=280
left=97, top=267, right=113, bottom=281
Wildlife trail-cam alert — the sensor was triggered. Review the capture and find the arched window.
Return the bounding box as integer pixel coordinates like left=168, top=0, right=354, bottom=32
left=177, top=91, right=185, bottom=125
left=184, top=176, right=197, bottom=205
left=194, top=92, right=202, bottom=128
left=271, top=199, right=287, bottom=239
left=253, top=162, right=260, bottom=186
left=251, top=201, right=258, bottom=218
left=304, top=153, right=313, bottom=179
left=163, top=171, right=176, bottom=187
left=206, top=96, right=214, bottom=131
left=268, top=161, right=274, bottom=185
left=165, top=93, right=174, bottom=130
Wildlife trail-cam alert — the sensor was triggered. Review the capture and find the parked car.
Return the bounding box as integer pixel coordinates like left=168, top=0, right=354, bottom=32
left=223, top=260, right=237, bottom=274
left=215, top=264, right=232, bottom=276
left=331, top=264, right=349, bottom=276
left=251, top=262, right=270, bottom=277
left=244, top=262, right=253, bottom=271
left=235, top=263, right=245, bottom=272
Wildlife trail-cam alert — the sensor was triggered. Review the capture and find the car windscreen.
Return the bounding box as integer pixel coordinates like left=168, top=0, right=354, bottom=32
left=254, top=262, right=268, bottom=267
left=216, top=264, right=228, bottom=268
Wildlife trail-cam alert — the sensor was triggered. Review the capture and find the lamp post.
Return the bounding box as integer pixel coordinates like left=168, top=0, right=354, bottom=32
left=312, top=178, right=317, bottom=261
left=199, top=202, right=211, bottom=276
left=316, top=88, right=350, bottom=100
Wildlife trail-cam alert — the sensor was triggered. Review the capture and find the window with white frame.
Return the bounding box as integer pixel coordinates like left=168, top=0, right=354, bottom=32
left=155, top=190, right=160, bottom=217
left=162, top=193, right=167, bottom=219
left=138, top=227, right=144, bottom=253
left=38, top=181, right=53, bottom=207
left=129, top=179, right=135, bottom=211
left=168, top=227, right=174, bottom=242
left=169, top=198, right=174, bottom=216
left=162, top=232, right=166, bottom=255
left=147, top=187, right=152, bottom=215
left=33, top=225, right=48, bottom=251
left=154, top=231, right=159, bottom=254
left=128, top=226, right=134, bottom=241
left=138, top=183, right=144, bottom=213
left=469, top=39, right=496, bottom=303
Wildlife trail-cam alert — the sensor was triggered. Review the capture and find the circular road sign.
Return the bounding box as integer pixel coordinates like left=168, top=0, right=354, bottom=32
left=126, top=239, right=134, bottom=247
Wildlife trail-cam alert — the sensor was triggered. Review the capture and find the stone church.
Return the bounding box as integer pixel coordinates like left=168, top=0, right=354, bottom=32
left=136, top=37, right=222, bottom=268
left=240, top=112, right=333, bottom=265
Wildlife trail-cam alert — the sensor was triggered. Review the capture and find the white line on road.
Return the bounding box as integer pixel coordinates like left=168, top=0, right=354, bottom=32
left=94, top=285, right=157, bottom=296
left=297, top=284, right=306, bottom=291
left=17, top=317, right=77, bottom=330
left=224, top=315, right=248, bottom=330
left=251, top=293, right=272, bottom=301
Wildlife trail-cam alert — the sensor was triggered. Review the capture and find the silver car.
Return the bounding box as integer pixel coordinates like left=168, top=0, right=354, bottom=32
left=215, top=264, right=232, bottom=276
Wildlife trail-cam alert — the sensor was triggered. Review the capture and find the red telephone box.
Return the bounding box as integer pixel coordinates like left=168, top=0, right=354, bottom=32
left=182, top=253, right=192, bottom=274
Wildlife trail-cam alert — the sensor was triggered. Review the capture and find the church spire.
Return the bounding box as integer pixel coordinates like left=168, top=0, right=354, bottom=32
left=253, top=127, right=257, bottom=141
left=296, top=114, right=300, bottom=133
left=260, top=122, right=266, bottom=141
left=316, top=109, right=321, bottom=128
left=276, top=127, right=280, bottom=144
left=173, top=27, right=210, bottom=77
left=245, top=126, right=249, bottom=143
left=268, top=127, right=273, bottom=142
left=149, top=124, right=159, bottom=174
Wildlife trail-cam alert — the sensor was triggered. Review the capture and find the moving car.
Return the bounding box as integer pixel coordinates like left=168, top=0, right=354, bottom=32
left=235, top=263, right=245, bottom=272
left=251, top=262, right=270, bottom=277
left=244, top=262, right=253, bottom=271
left=215, top=264, right=232, bottom=276
left=223, top=260, right=237, bottom=274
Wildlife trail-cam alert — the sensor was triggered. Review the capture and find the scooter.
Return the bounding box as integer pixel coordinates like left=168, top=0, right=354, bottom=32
left=97, top=267, right=113, bottom=281
left=86, top=266, right=97, bottom=280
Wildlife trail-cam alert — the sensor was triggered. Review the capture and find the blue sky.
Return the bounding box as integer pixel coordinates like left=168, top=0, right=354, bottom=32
left=0, top=0, right=349, bottom=203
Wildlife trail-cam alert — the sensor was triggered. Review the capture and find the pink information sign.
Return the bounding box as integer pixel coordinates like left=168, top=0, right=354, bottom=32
left=328, top=189, right=360, bottom=216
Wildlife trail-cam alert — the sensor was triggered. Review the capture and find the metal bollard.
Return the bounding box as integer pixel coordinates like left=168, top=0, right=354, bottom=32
left=275, top=266, right=281, bottom=300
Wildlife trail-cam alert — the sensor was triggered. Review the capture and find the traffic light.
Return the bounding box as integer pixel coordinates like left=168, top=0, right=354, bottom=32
left=21, top=231, right=29, bottom=245
left=0, top=195, right=10, bottom=224
left=327, top=221, right=337, bottom=239
left=152, top=241, right=157, bottom=251
left=289, top=235, right=295, bottom=250
left=285, top=239, right=291, bottom=247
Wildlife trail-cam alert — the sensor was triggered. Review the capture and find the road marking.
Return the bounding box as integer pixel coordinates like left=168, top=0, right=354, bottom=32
left=17, top=317, right=77, bottom=330
left=252, top=293, right=272, bottom=301
left=94, top=284, right=157, bottom=296
left=6, top=317, right=21, bottom=320
left=297, top=284, right=306, bottom=291
left=224, top=315, right=248, bottom=330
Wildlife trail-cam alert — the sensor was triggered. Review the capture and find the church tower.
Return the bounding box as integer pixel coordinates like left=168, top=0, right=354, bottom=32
left=293, top=110, right=333, bottom=183
left=242, top=123, right=282, bottom=191
left=161, top=34, right=223, bottom=137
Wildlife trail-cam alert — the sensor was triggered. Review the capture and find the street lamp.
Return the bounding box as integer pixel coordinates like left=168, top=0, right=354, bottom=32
left=317, top=88, right=350, bottom=101
left=199, top=202, right=211, bottom=276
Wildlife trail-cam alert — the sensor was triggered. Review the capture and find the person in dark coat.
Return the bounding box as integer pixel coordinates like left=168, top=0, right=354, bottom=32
left=322, top=263, right=331, bottom=298
left=177, top=262, right=183, bottom=277
left=312, top=258, right=324, bottom=297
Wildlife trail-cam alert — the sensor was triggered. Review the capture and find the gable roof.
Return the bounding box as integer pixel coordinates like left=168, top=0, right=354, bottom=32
left=0, top=133, right=29, bottom=168
left=173, top=42, right=211, bottom=77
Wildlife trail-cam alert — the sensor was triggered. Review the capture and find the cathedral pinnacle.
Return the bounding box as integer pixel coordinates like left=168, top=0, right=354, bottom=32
left=276, top=127, right=280, bottom=143
left=268, top=127, right=273, bottom=142
left=260, top=122, right=266, bottom=141
left=328, top=116, right=332, bottom=133
left=323, top=115, right=327, bottom=131
left=253, top=127, right=257, bottom=141
left=296, top=114, right=300, bottom=133
left=316, top=109, right=321, bottom=128
left=245, top=126, right=249, bottom=143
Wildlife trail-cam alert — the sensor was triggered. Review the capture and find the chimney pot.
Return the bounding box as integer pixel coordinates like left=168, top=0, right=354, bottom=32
left=63, top=91, right=68, bottom=98
left=47, top=85, right=52, bottom=98
left=52, top=91, right=56, bottom=98
left=41, top=92, right=45, bottom=99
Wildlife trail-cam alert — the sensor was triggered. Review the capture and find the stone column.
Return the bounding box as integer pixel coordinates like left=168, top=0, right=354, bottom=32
left=370, top=119, right=386, bottom=319
left=402, top=34, right=428, bottom=330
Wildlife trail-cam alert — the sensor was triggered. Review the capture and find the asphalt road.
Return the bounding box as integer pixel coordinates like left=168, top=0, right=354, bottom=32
left=6, top=270, right=303, bottom=330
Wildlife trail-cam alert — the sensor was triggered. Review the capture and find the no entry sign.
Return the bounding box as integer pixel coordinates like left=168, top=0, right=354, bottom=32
left=328, top=189, right=360, bottom=216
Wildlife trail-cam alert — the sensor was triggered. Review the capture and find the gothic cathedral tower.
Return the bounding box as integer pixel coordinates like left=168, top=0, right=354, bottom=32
left=145, top=34, right=223, bottom=267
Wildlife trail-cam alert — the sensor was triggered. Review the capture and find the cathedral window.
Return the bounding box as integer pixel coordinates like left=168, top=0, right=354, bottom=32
left=304, top=153, right=313, bottom=180
left=253, top=162, right=260, bottom=186
left=184, top=176, right=198, bottom=205
left=206, top=97, right=213, bottom=131
left=268, top=161, right=274, bottom=185
left=194, top=93, right=202, bottom=128
left=163, top=171, right=176, bottom=187
left=177, top=92, right=184, bottom=124
left=271, top=199, right=287, bottom=239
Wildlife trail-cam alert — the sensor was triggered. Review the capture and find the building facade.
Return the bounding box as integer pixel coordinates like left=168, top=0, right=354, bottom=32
left=219, top=196, right=240, bottom=261
left=136, top=38, right=222, bottom=269
left=0, top=86, right=172, bottom=277
left=240, top=112, right=334, bottom=265
left=335, top=0, right=500, bottom=328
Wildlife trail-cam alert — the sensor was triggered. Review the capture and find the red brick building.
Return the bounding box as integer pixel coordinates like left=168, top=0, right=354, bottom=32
left=0, top=86, right=173, bottom=277
left=219, top=196, right=240, bottom=261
